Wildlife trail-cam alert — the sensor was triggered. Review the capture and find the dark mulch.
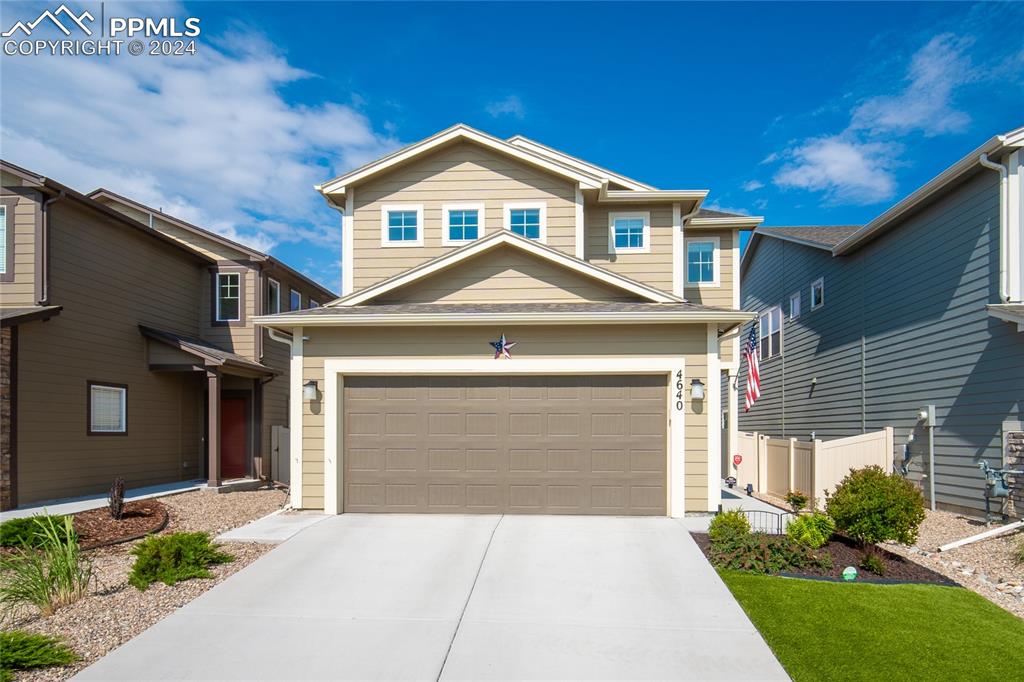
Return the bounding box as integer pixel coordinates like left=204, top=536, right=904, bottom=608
left=692, top=532, right=957, bottom=585
left=73, top=500, right=169, bottom=550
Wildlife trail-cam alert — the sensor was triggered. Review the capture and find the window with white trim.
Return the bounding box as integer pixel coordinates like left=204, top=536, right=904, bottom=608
left=215, top=273, right=240, bottom=322
left=290, top=288, right=301, bottom=311
left=685, top=238, right=719, bottom=285
left=0, top=205, right=7, bottom=275
left=789, top=291, right=801, bottom=320
left=89, top=383, right=126, bottom=434
left=309, top=299, right=320, bottom=309
left=504, top=203, right=546, bottom=241
left=442, top=204, right=485, bottom=245
left=266, top=278, right=281, bottom=314
left=811, top=278, right=825, bottom=309
left=609, top=212, right=650, bottom=253
left=380, top=204, right=424, bottom=246
left=759, top=307, right=782, bottom=359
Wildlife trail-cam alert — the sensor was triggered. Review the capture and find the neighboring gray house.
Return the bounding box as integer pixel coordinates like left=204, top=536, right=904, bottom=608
left=735, top=126, right=1024, bottom=516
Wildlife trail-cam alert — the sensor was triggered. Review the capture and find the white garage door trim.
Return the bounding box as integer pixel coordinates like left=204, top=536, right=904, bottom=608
left=322, top=356, right=687, bottom=517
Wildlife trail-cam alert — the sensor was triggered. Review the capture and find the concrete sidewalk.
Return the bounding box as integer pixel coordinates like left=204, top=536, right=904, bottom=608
left=75, top=514, right=787, bottom=681
left=216, top=510, right=330, bottom=544
left=681, top=483, right=789, bottom=533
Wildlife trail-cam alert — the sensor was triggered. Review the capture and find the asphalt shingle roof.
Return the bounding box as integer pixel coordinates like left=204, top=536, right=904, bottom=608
left=757, top=225, right=863, bottom=248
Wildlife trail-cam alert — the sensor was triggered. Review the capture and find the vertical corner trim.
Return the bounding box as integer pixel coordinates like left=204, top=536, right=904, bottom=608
left=672, top=203, right=683, bottom=297
left=343, top=191, right=355, bottom=297
left=706, top=323, right=722, bottom=512
left=574, top=185, right=585, bottom=260
left=289, top=327, right=304, bottom=508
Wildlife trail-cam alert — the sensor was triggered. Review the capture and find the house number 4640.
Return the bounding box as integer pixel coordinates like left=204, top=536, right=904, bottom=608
left=675, top=370, right=684, bottom=411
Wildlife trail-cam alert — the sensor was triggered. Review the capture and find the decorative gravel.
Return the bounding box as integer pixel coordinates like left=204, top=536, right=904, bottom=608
left=885, top=509, right=1023, bottom=619
left=3, top=488, right=287, bottom=681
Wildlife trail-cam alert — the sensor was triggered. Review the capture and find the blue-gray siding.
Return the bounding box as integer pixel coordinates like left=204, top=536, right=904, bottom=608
left=737, top=170, right=1023, bottom=514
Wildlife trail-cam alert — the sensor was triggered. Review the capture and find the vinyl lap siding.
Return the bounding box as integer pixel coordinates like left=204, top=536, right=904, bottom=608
left=585, top=205, right=673, bottom=293
left=200, top=268, right=256, bottom=359
left=352, top=142, right=578, bottom=290
left=684, top=229, right=735, bottom=308
left=0, top=188, right=39, bottom=307
left=738, top=171, right=1023, bottom=513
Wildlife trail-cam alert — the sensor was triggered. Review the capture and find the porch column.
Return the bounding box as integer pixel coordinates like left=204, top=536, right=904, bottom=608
left=207, top=369, right=221, bottom=487
left=727, top=367, right=738, bottom=477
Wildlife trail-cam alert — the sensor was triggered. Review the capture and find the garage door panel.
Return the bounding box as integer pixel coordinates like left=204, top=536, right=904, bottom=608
left=343, top=375, right=667, bottom=515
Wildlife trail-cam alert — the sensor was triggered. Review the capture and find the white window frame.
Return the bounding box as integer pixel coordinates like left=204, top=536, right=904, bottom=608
left=684, top=236, right=720, bottom=286
left=810, top=277, right=825, bottom=310
left=89, top=383, right=127, bottom=434
left=503, top=201, right=547, bottom=243
left=789, top=291, right=801, bottom=320
left=441, top=203, right=486, bottom=246
left=759, top=306, right=783, bottom=359
left=380, top=204, right=424, bottom=247
left=607, top=211, right=651, bottom=254
left=309, top=299, right=320, bottom=309
left=267, top=278, right=281, bottom=314
left=290, top=288, right=302, bottom=311
left=214, top=272, right=241, bottom=322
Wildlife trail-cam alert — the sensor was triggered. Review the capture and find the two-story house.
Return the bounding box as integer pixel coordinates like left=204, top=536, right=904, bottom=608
left=256, top=124, right=762, bottom=516
left=736, top=126, right=1024, bottom=516
left=0, top=162, right=333, bottom=510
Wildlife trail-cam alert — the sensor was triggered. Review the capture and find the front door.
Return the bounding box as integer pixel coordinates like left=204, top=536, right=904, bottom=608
left=221, top=397, right=248, bottom=479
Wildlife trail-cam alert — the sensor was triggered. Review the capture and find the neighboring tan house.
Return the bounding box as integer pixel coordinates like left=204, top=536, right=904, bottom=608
left=736, top=126, right=1024, bottom=516
left=0, top=161, right=334, bottom=510
left=256, top=124, right=762, bottom=516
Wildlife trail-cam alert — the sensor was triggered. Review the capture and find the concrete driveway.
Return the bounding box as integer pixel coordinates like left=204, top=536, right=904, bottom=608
left=75, top=515, right=787, bottom=681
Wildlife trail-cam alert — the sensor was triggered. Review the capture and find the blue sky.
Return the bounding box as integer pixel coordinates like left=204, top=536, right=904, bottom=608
left=2, top=1, right=1022, bottom=292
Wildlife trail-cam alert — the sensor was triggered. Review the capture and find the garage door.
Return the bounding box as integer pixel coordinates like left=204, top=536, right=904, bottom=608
left=343, top=375, right=667, bottom=515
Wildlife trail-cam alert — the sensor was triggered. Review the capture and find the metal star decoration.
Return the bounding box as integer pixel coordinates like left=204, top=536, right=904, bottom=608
left=489, top=333, right=517, bottom=359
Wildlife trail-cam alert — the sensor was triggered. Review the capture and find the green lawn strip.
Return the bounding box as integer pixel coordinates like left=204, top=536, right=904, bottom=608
left=720, top=571, right=1024, bottom=682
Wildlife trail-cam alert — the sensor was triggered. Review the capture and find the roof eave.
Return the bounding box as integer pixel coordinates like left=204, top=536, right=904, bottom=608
left=687, top=216, right=764, bottom=229
left=254, top=310, right=755, bottom=328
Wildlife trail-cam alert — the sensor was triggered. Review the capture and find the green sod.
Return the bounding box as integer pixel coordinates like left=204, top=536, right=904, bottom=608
left=720, top=571, right=1024, bottom=682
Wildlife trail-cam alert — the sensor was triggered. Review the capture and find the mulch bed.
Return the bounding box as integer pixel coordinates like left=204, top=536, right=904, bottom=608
left=692, top=532, right=957, bottom=585
left=73, top=500, right=169, bottom=550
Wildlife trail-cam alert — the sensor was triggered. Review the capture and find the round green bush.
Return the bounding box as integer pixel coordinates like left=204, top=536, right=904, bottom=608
left=708, top=509, right=751, bottom=542
left=786, top=512, right=836, bottom=549
left=825, top=466, right=926, bottom=546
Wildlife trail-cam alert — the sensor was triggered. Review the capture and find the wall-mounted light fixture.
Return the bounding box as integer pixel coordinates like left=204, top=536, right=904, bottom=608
left=690, top=378, right=705, bottom=401
left=302, top=379, right=319, bottom=401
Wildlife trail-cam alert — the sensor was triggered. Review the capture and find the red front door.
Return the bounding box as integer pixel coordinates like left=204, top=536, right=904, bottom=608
left=220, top=398, right=247, bottom=479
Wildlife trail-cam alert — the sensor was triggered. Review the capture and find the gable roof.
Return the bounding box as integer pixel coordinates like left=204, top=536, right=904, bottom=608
left=140, top=325, right=278, bottom=376
left=89, top=188, right=336, bottom=299
left=756, top=225, right=862, bottom=249
left=506, top=135, right=655, bottom=191
left=327, top=230, right=682, bottom=307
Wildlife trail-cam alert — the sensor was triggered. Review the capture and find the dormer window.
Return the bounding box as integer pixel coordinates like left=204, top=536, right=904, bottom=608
left=608, top=212, right=650, bottom=253
left=504, top=202, right=546, bottom=242
left=381, top=204, right=424, bottom=247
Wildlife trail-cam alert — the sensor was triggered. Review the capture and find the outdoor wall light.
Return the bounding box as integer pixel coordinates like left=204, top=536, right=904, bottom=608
left=690, top=378, right=705, bottom=401
left=302, top=379, right=319, bottom=401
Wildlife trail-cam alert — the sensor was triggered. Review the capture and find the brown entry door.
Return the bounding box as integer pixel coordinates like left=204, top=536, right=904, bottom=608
left=220, top=397, right=248, bottom=479
left=343, top=375, right=668, bottom=515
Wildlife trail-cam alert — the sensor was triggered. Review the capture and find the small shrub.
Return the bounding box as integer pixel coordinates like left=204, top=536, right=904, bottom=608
left=708, top=509, right=751, bottom=543
left=108, top=477, right=126, bottom=521
left=0, top=516, right=92, bottom=617
left=786, top=512, right=836, bottom=549
left=859, top=551, right=886, bottom=576
left=0, top=630, right=76, bottom=680
left=0, top=515, right=72, bottom=548
left=128, top=532, right=233, bottom=590
left=784, top=490, right=809, bottom=513
left=825, top=465, right=926, bottom=547
left=710, top=532, right=832, bottom=574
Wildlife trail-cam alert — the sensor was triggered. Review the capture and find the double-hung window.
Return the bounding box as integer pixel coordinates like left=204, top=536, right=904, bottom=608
left=609, top=212, right=650, bottom=253
left=381, top=204, right=424, bottom=246
left=759, top=307, right=782, bottom=359
left=811, top=278, right=825, bottom=310
left=290, top=288, right=301, bottom=311
left=504, top=203, right=546, bottom=241
left=266, top=278, right=281, bottom=314
left=442, top=204, right=485, bottom=245
left=215, top=272, right=241, bottom=322
left=88, top=382, right=127, bottom=435
left=685, top=238, right=719, bottom=285
left=789, top=291, right=801, bottom=320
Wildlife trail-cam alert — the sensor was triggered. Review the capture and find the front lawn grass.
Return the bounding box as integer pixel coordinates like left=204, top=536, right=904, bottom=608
left=721, top=571, right=1024, bottom=682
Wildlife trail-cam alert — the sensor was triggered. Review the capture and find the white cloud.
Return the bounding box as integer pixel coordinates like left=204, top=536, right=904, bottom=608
left=773, top=136, right=899, bottom=204
left=0, top=8, right=400, bottom=290
left=702, top=202, right=751, bottom=216
left=742, top=180, right=764, bottom=192
left=849, top=34, right=973, bottom=136
left=485, top=95, right=525, bottom=120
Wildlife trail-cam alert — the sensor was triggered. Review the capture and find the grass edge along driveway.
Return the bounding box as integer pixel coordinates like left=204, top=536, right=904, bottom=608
left=720, top=571, right=1024, bottom=682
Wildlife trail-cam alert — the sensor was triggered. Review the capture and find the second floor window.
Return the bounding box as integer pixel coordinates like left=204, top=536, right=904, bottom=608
left=811, top=278, right=825, bottom=309
left=267, top=279, right=281, bottom=314
left=290, top=289, right=301, bottom=311
left=309, top=299, right=320, bottom=309
left=789, top=291, right=801, bottom=320
left=759, top=306, right=782, bottom=359
left=686, top=239, right=718, bottom=285
left=507, top=207, right=542, bottom=240
left=609, top=212, right=650, bottom=253
left=447, top=209, right=479, bottom=242
left=215, top=273, right=240, bottom=322
left=381, top=204, right=423, bottom=246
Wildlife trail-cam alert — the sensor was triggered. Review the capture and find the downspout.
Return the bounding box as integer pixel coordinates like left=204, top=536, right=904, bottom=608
left=978, top=153, right=1009, bottom=302
left=267, top=328, right=293, bottom=346
left=38, top=191, right=65, bottom=305
left=321, top=194, right=346, bottom=294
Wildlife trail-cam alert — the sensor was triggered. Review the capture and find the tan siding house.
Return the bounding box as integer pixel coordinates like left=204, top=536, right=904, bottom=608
left=258, top=124, right=761, bottom=517
left=0, top=163, right=334, bottom=509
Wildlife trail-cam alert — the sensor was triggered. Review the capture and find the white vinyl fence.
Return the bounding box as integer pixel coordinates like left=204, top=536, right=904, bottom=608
left=732, top=427, right=894, bottom=508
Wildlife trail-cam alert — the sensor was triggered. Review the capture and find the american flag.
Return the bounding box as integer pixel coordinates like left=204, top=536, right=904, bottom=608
left=743, top=321, right=760, bottom=412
